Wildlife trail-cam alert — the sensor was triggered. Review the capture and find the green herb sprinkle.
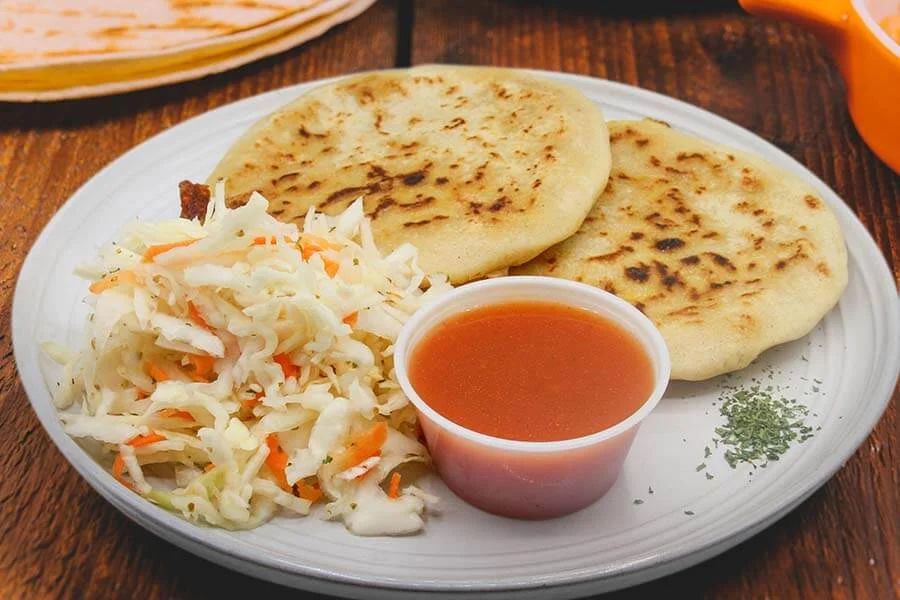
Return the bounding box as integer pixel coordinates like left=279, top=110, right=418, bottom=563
left=713, top=385, right=814, bottom=469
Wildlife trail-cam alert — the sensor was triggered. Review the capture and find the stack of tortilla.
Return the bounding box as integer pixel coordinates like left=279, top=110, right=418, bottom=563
left=190, top=65, right=848, bottom=381
left=0, top=0, right=376, bottom=101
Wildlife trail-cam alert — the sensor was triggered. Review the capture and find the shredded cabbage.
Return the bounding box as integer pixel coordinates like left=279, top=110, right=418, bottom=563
left=47, top=183, right=450, bottom=535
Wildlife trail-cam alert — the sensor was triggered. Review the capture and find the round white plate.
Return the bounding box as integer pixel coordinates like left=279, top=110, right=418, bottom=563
left=12, top=70, right=899, bottom=599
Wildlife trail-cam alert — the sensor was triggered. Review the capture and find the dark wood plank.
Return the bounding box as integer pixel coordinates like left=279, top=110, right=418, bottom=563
left=411, top=1, right=900, bottom=599
left=0, top=3, right=398, bottom=599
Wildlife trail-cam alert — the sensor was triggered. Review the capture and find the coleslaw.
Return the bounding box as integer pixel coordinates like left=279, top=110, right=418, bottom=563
left=43, top=182, right=449, bottom=535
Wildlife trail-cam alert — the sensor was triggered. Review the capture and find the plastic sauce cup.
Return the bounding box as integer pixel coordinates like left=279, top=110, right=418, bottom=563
left=394, top=277, right=671, bottom=519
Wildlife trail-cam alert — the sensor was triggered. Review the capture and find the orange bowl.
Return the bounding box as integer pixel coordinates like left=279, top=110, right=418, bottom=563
left=740, top=0, right=900, bottom=173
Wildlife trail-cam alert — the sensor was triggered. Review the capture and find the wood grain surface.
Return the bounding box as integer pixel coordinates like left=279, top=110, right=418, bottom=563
left=0, top=1, right=897, bottom=598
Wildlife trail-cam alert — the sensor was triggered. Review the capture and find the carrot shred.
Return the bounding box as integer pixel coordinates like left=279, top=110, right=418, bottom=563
left=265, top=434, right=290, bottom=490
left=157, top=408, right=193, bottom=421
left=388, top=472, right=401, bottom=499
left=136, top=389, right=150, bottom=400
left=129, top=432, right=166, bottom=447
left=252, top=235, right=295, bottom=246
left=112, top=453, right=135, bottom=491
left=144, top=359, right=170, bottom=382
left=113, top=454, right=125, bottom=479
left=273, top=353, right=299, bottom=379
left=299, top=234, right=341, bottom=260
left=342, top=312, right=358, bottom=327
left=242, top=399, right=262, bottom=410
left=322, top=256, right=340, bottom=278
left=295, top=480, right=323, bottom=504
left=187, top=354, right=215, bottom=382
left=89, top=270, right=141, bottom=294
left=187, top=301, right=211, bottom=330
left=142, top=239, right=196, bottom=262
left=243, top=391, right=264, bottom=411
left=341, top=422, right=388, bottom=470
left=204, top=463, right=216, bottom=473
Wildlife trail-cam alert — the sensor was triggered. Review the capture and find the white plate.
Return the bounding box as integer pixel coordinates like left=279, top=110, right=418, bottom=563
left=12, top=70, right=899, bottom=599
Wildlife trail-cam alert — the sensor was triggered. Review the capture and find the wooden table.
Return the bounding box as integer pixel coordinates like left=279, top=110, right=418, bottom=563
left=0, top=1, right=897, bottom=598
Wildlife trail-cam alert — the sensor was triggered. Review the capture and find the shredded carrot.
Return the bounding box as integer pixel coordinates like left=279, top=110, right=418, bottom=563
left=89, top=270, right=141, bottom=294
left=129, top=432, right=166, bottom=447
left=242, top=391, right=264, bottom=411
left=187, top=354, right=215, bottom=382
left=204, top=463, right=216, bottom=473
left=322, top=256, right=340, bottom=278
left=144, top=359, right=170, bottom=382
left=187, top=301, right=211, bottom=330
left=252, top=235, right=295, bottom=246
left=112, top=453, right=135, bottom=491
left=136, top=389, right=150, bottom=400
left=113, top=454, right=125, bottom=479
left=142, top=239, right=196, bottom=262
left=388, top=472, right=401, bottom=499
left=299, top=233, right=341, bottom=260
left=273, top=353, right=299, bottom=379
left=341, top=422, right=388, bottom=470
left=295, top=480, right=323, bottom=504
left=265, top=434, right=290, bottom=490
left=157, top=408, right=193, bottom=421
left=342, top=312, right=358, bottom=327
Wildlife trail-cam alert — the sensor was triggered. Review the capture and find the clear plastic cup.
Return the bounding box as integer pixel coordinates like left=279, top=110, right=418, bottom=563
left=394, top=276, right=671, bottom=519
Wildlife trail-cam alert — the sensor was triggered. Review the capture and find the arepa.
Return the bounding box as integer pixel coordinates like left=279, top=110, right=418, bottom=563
left=202, top=65, right=611, bottom=283
left=513, top=119, right=848, bottom=380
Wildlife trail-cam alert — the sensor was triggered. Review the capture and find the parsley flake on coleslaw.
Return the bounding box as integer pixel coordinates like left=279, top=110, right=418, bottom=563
left=43, top=182, right=450, bottom=536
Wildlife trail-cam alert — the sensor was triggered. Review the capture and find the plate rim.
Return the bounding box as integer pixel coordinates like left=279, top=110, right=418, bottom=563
left=11, top=67, right=900, bottom=596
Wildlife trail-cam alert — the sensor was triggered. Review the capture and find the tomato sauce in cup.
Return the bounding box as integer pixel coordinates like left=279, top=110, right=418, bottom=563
left=395, top=277, right=671, bottom=519
left=408, top=301, right=654, bottom=442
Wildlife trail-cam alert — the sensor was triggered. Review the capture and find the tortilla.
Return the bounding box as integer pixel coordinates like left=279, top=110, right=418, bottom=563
left=0, top=0, right=320, bottom=66
left=513, top=119, right=848, bottom=380
left=0, top=0, right=363, bottom=98
left=204, top=65, right=611, bottom=283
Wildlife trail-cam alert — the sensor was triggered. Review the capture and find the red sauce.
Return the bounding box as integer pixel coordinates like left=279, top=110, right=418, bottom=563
left=408, top=301, right=655, bottom=442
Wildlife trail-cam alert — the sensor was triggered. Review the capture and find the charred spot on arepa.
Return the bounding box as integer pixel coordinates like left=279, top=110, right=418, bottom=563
left=403, top=215, right=450, bottom=228
left=402, top=171, right=427, bottom=186
left=400, top=196, right=436, bottom=210
left=272, top=172, right=300, bottom=187
left=705, top=252, right=737, bottom=271
left=369, top=197, right=396, bottom=219
left=625, top=265, right=650, bottom=282
left=655, top=238, right=685, bottom=251
left=589, top=245, right=634, bottom=262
